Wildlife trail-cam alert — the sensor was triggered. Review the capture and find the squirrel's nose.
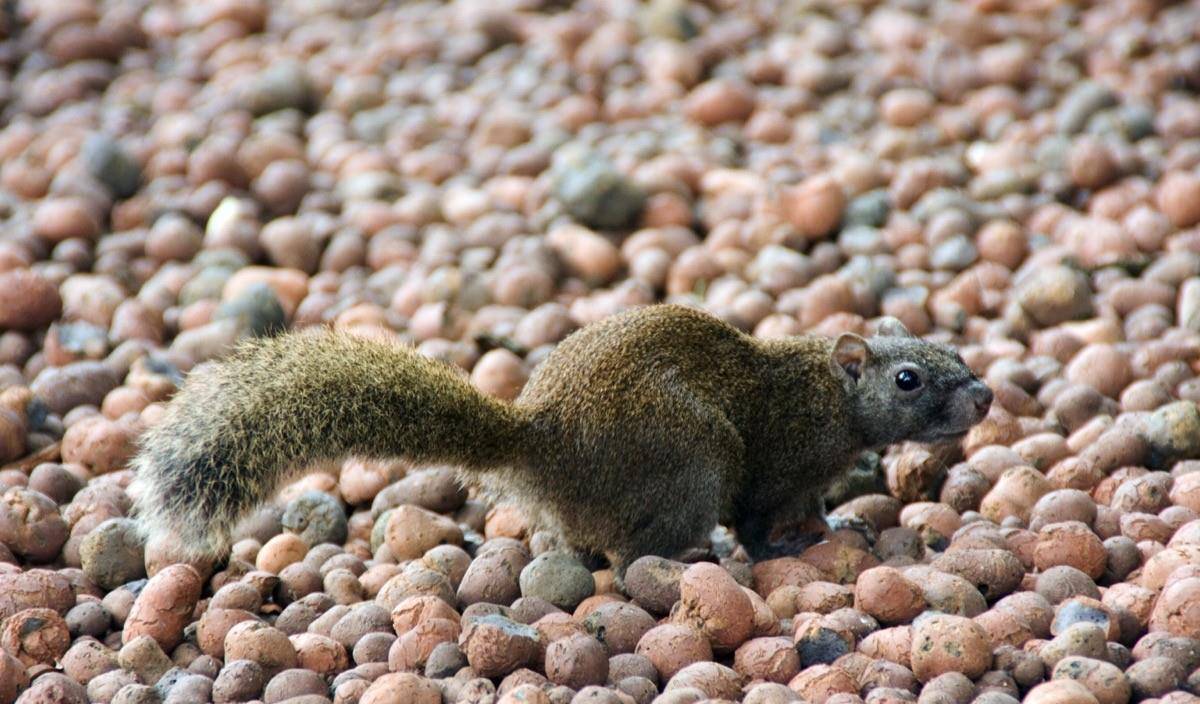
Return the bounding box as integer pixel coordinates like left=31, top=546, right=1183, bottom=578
left=971, top=382, right=993, bottom=414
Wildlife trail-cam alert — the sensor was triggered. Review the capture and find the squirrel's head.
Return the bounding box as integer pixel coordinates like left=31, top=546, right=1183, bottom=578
left=829, top=317, right=993, bottom=448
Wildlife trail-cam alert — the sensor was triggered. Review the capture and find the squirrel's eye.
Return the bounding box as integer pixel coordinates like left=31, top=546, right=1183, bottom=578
left=895, top=369, right=921, bottom=391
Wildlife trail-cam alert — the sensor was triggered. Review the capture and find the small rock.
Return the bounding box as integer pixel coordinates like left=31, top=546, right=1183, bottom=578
left=0, top=270, right=62, bottom=331
left=458, top=614, right=539, bottom=678
left=1156, top=171, right=1200, bottom=229
left=80, top=518, right=147, bottom=590
left=780, top=174, right=845, bottom=241
left=1016, top=266, right=1093, bottom=327
left=212, top=283, right=287, bottom=338
left=553, top=150, right=646, bottom=230
left=1143, top=401, right=1200, bottom=468
left=519, top=551, right=595, bottom=612
left=31, top=361, right=121, bottom=415
left=624, top=555, right=687, bottom=615
left=281, top=491, right=348, bottom=548
left=124, top=564, right=203, bottom=652
left=238, top=61, right=317, bottom=116
left=910, top=614, right=992, bottom=682
left=1057, top=82, right=1117, bottom=134
left=684, top=79, right=756, bottom=126
left=82, top=134, right=141, bottom=198
left=33, top=197, right=102, bottom=242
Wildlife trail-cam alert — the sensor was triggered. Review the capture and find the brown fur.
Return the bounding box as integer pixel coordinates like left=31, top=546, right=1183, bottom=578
left=132, top=304, right=991, bottom=573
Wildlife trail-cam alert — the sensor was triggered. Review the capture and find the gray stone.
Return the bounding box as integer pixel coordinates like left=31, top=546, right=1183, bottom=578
left=81, top=518, right=146, bottom=590
left=83, top=134, right=142, bottom=198
left=518, top=550, right=595, bottom=611
left=281, top=490, right=348, bottom=547
left=553, top=151, right=645, bottom=230
left=212, top=282, right=286, bottom=338
left=1143, top=400, right=1200, bottom=469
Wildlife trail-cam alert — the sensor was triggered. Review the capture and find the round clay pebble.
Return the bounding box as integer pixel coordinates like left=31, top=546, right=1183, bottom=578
left=545, top=634, right=609, bottom=689
left=34, top=197, right=101, bottom=242
left=213, top=659, right=266, bottom=703
left=675, top=561, right=755, bottom=652
left=1025, top=679, right=1100, bottom=704
left=582, top=602, right=656, bottom=655
left=66, top=601, right=111, bottom=638
left=781, top=174, right=845, bottom=240
left=664, top=661, right=743, bottom=699
left=223, top=621, right=298, bottom=677
left=122, top=564, right=202, bottom=652
left=0, top=270, right=62, bottom=331
left=255, top=533, right=310, bottom=574
left=459, top=614, right=539, bottom=678
left=262, top=668, right=328, bottom=703
left=16, top=672, right=87, bottom=704
left=0, top=487, right=69, bottom=563
left=385, top=505, right=463, bottom=561
left=1, top=607, right=70, bottom=667
left=733, top=636, right=801, bottom=684
left=287, top=632, right=347, bottom=677
left=1157, top=171, right=1200, bottom=228
left=1150, top=576, right=1200, bottom=638
left=1034, top=522, right=1108, bottom=579
left=1036, top=566, right=1101, bottom=605
left=744, top=682, right=802, bottom=704
left=854, top=566, right=926, bottom=625
left=786, top=663, right=859, bottom=703
left=1051, top=656, right=1131, bottom=704
left=623, top=556, right=686, bottom=616
left=358, top=672, right=441, bottom=704
left=910, top=614, right=992, bottom=682
left=80, top=518, right=146, bottom=590
left=931, top=548, right=1025, bottom=601
left=919, top=671, right=975, bottom=704
left=1040, top=623, right=1109, bottom=668
left=635, top=624, right=713, bottom=681
left=1125, top=657, right=1185, bottom=700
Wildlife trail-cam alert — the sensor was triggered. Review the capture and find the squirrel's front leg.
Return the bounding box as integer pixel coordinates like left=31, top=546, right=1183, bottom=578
left=737, top=492, right=829, bottom=561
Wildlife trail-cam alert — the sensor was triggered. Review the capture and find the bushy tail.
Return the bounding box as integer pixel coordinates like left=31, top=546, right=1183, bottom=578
left=131, top=328, right=528, bottom=560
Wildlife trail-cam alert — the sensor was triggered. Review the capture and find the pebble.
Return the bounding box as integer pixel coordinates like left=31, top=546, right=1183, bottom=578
left=781, top=174, right=846, bottom=241
left=684, top=80, right=756, bottom=126
left=518, top=551, right=595, bottom=612
left=0, top=270, right=62, bottom=331
left=459, top=614, right=539, bottom=678
left=1156, top=171, right=1200, bottom=228
left=238, top=61, right=317, bottom=116
left=281, top=490, right=348, bottom=548
left=212, top=282, right=287, bottom=338
left=31, top=361, right=121, bottom=415
left=1143, top=401, right=1200, bottom=468
left=82, top=134, right=142, bottom=199
left=1016, top=266, right=1094, bottom=327
left=553, top=150, right=646, bottom=231
left=910, top=614, right=992, bottom=682
left=123, top=564, right=203, bottom=652
left=33, top=197, right=102, bottom=242
left=80, top=517, right=146, bottom=590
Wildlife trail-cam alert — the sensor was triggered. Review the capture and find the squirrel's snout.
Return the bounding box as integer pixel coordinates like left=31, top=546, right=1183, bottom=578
left=969, top=381, right=993, bottom=416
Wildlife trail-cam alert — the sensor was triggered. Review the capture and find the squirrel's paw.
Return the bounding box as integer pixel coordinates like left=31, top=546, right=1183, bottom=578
left=824, top=514, right=878, bottom=544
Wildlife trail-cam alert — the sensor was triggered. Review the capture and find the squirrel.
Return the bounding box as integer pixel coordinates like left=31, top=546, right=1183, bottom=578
left=131, top=303, right=993, bottom=576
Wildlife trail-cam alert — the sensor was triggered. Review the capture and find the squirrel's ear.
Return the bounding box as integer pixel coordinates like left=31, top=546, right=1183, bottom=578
left=831, top=333, right=870, bottom=382
left=876, top=316, right=912, bottom=338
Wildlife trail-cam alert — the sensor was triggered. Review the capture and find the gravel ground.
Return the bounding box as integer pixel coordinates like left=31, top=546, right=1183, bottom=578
left=3, top=0, right=1200, bottom=702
